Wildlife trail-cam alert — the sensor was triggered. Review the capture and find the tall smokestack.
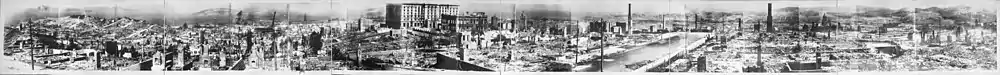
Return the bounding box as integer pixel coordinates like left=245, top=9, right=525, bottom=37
left=286, top=4, right=291, bottom=25
left=766, top=3, right=773, bottom=32
left=758, top=3, right=772, bottom=68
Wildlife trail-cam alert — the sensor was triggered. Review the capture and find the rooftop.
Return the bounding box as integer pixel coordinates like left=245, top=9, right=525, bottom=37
left=394, top=3, right=460, bottom=6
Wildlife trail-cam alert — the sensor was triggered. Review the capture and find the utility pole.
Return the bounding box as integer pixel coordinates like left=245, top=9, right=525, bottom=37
left=356, top=43, right=361, bottom=69
left=269, top=11, right=278, bottom=70
left=32, top=39, right=37, bottom=70
left=566, top=5, right=577, bottom=70
left=599, top=26, right=604, bottom=72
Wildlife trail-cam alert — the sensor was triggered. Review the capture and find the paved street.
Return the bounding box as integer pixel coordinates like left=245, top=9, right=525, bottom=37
left=590, top=32, right=710, bottom=72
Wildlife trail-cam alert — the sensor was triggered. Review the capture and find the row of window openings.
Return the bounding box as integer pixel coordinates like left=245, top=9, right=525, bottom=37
left=402, top=7, right=457, bottom=8
left=400, top=11, right=458, bottom=13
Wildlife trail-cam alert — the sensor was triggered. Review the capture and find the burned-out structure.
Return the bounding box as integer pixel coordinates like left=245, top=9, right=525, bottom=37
left=2, top=0, right=996, bottom=73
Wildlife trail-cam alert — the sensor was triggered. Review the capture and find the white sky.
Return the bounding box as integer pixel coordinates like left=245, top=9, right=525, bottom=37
left=1, top=0, right=996, bottom=42
left=1, top=0, right=997, bottom=23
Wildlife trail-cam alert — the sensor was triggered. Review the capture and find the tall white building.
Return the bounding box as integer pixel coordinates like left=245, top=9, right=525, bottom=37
left=386, top=3, right=460, bottom=29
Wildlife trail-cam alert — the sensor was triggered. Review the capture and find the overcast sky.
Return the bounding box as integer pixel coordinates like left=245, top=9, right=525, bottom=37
left=3, top=0, right=995, bottom=15
left=2, top=0, right=997, bottom=25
